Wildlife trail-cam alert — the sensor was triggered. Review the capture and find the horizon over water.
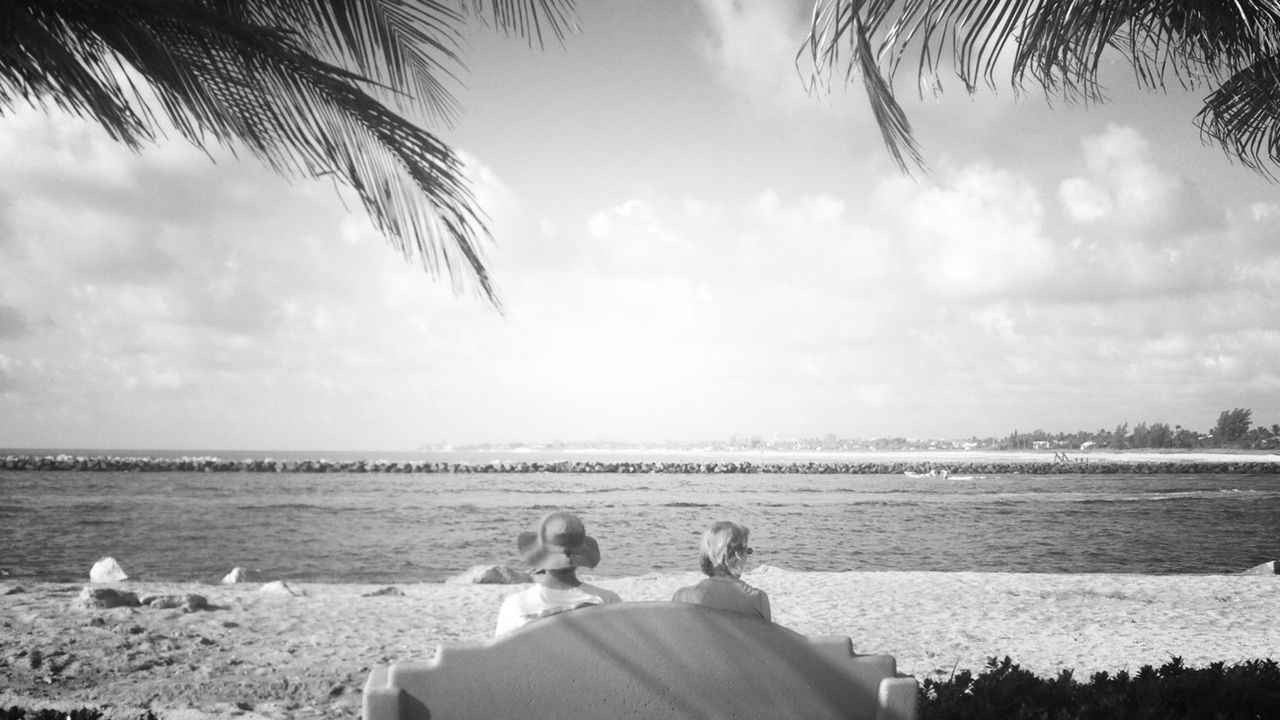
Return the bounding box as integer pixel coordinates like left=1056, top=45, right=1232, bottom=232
left=8, top=445, right=1280, bottom=465
left=3, top=454, right=1278, bottom=583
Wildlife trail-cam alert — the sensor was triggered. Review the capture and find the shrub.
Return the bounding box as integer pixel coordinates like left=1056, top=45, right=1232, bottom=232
left=920, top=656, right=1280, bottom=719
left=1, top=708, right=159, bottom=720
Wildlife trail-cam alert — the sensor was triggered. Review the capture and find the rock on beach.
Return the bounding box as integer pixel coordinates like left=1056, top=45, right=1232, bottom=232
left=1242, top=560, right=1278, bottom=575
left=221, top=567, right=261, bottom=584
left=74, top=587, right=140, bottom=609
left=259, top=580, right=305, bottom=596
left=446, top=565, right=532, bottom=585
left=88, top=557, right=128, bottom=583
left=141, top=593, right=212, bottom=611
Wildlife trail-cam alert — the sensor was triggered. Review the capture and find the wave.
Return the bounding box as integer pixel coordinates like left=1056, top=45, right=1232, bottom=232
left=1074, top=489, right=1276, bottom=504
left=232, top=502, right=350, bottom=513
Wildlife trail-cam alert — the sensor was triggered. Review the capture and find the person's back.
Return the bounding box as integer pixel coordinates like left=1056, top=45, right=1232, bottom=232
left=671, top=520, right=771, bottom=622
left=496, top=576, right=621, bottom=635
left=495, top=511, right=622, bottom=636
left=672, top=574, right=768, bottom=621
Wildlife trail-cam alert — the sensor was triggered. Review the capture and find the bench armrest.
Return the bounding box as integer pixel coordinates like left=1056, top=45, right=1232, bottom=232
left=878, top=676, right=919, bottom=720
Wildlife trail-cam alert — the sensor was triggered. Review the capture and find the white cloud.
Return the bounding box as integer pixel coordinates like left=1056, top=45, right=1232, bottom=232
left=1250, top=202, right=1279, bottom=221
left=1058, top=177, right=1112, bottom=222
left=694, top=0, right=828, bottom=115
left=870, top=164, right=1059, bottom=299
left=4, top=86, right=1280, bottom=447
left=1057, top=124, right=1219, bottom=241
left=0, top=107, right=513, bottom=447
left=585, top=198, right=695, bottom=275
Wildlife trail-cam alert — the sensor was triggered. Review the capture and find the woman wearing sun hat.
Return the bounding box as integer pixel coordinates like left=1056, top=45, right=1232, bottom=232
left=671, top=520, right=771, bottom=621
left=494, top=511, right=623, bottom=636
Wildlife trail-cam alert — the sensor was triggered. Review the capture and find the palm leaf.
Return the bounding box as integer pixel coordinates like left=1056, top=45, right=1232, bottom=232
left=1197, top=54, right=1280, bottom=178
left=0, top=0, right=579, bottom=307
left=801, top=0, right=1280, bottom=178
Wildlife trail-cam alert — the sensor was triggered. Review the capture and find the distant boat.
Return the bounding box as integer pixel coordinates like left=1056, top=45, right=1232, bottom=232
left=902, top=469, right=948, bottom=479
left=902, top=470, right=983, bottom=480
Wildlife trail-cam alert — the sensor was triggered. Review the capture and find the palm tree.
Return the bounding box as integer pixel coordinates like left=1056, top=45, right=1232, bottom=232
left=800, top=0, right=1280, bottom=177
left=1, top=0, right=577, bottom=309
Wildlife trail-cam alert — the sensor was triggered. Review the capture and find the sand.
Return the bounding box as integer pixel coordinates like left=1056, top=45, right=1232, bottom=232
left=2, top=567, right=1277, bottom=720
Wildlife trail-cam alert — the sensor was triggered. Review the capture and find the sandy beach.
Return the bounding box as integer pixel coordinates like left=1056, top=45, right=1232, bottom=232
left=2, top=567, right=1277, bottom=719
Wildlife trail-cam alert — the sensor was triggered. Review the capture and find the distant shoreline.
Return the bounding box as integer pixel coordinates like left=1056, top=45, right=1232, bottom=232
left=4, top=449, right=1280, bottom=473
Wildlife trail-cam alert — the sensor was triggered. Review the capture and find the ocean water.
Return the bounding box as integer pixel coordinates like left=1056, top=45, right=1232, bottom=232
left=2, top=466, right=1277, bottom=583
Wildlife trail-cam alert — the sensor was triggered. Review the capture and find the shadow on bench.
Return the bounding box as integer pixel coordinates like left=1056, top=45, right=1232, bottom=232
left=364, top=600, right=917, bottom=720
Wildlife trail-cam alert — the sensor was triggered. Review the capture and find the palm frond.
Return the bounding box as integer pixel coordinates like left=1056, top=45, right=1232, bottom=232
left=214, top=1, right=470, bottom=126
left=460, top=0, right=579, bottom=48
left=852, top=10, right=925, bottom=172
left=0, top=0, right=581, bottom=307
left=801, top=0, right=1280, bottom=179
left=1197, top=54, right=1280, bottom=179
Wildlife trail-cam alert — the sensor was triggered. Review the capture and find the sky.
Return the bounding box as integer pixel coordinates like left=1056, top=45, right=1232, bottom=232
left=2, top=2, right=1279, bottom=451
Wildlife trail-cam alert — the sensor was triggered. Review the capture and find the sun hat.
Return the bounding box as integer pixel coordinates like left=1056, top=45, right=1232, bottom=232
left=517, top=511, right=601, bottom=570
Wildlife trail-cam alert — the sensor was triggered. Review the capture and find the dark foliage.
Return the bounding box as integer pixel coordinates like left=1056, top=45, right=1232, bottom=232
left=920, top=656, right=1280, bottom=720
left=1, top=709, right=158, bottom=720
left=804, top=1, right=1280, bottom=178
left=6, top=657, right=1280, bottom=720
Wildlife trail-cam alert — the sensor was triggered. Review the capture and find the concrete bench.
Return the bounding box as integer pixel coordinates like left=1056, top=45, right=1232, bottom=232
left=363, top=601, right=918, bottom=720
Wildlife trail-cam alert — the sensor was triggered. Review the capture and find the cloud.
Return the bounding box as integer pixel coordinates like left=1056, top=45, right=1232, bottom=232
left=873, top=164, right=1057, bottom=299
left=1058, top=178, right=1111, bottom=222
left=1057, top=124, right=1219, bottom=241
left=544, top=136, right=1280, bottom=436
left=0, top=354, right=15, bottom=392
left=585, top=198, right=695, bottom=275
left=0, top=304, right=25, bottom=339
left=3, top=95, right=1280, bottom=447
left=694, top=0, right=827, bottom=115
left=0, top=107, right=513, bottom=446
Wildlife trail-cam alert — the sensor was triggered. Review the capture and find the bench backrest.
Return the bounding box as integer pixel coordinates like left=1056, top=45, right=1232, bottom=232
left=363, top=601, right=917, bottom=720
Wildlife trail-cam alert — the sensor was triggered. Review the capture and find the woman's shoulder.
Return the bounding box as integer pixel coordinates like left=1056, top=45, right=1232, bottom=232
left=579, top=582, right=622, bottom=603
left=737, top=578, right=769, bottom=599
left=671, top=576, right=716, bottom=600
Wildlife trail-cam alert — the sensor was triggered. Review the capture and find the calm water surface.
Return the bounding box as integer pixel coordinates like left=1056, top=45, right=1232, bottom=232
left=2, top=469, right=1277, bottom=583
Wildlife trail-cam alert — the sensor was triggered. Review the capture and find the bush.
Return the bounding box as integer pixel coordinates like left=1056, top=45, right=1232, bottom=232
left=920, top=656, right=1280, bottom=719
left=1, top=708, right=158, bottom=720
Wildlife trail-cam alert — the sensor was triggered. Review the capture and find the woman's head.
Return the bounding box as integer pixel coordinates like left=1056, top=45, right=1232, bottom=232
left=698, top=521, right=752, bottom=577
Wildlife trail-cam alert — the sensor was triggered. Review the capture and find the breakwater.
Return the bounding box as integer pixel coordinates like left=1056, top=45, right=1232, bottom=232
left=3, top=453, right=1280, bottom=474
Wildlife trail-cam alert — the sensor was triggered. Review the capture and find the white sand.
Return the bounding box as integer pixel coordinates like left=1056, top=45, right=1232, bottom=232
left=2, top=568, right=1277, bottom=720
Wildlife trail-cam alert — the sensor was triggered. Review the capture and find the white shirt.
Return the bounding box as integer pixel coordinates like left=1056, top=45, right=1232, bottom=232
left=494, top=582, right=622, bottom=636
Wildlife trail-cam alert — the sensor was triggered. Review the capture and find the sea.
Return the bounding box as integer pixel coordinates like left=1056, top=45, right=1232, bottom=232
left=2, top=449, right=1278, bottom=584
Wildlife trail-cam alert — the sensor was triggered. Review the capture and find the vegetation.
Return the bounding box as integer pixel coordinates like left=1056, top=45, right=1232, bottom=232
left=1, top=710, right=155, bottom=720
left=715, top=408, right=1278, bottom=454
left=919, top=656, right=1280, bottom=720
left=8, top=657, right=1280, bottom=719
left=802, top=1, right=1280, bottom=177
left=11, top=2, right=1280, bottom=306
left=2, top=0, right=577, bottom=307
left=1006, top=408, right=1280, bottom=452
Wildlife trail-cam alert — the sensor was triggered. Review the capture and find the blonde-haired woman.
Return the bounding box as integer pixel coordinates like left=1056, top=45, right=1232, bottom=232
left=671, top=521, right=771, bottom=621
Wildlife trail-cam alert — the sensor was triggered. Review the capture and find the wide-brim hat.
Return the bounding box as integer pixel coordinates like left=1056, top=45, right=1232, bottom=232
left=517, top=511, right=601, bottom=570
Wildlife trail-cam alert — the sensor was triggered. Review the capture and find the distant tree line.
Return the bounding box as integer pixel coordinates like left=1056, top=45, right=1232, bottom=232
left=1003, top=408, right=1280, bottom=451
left=728, top=408, right=1277, bottom=454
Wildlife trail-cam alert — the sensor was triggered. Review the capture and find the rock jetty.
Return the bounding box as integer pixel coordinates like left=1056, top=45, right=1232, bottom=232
left=3, top=453, right=1279, bottom=474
